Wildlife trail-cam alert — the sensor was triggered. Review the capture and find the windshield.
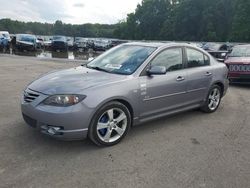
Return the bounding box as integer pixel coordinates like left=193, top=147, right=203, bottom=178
left=228, top=46, right=250, bottom=57
left=53, top=36, right=66, bottom=41
left=0, top=32, right=10, bottom=39
left=87, top=45, right=156, bottom=75
left=17, top=35, right=35, bottom=43
left=75, top=37, right=87, bottom=42
left=203, top=43, right=221, bottom=51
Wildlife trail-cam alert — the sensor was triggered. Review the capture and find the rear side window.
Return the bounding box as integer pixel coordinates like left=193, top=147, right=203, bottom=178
left=186, top=48, right=210, bottom=68
left=151, top=48, right=183, bottom=72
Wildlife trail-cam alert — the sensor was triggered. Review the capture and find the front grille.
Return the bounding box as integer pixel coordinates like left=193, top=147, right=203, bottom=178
left=22, top=113, right=37, bottom=128
left=229, top=64, right=250, bottom=73
left=23, top=89, right=40, bottom=103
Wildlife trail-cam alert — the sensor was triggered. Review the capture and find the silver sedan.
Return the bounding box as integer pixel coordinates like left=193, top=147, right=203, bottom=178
left=21, top=42, right=229, bottom=146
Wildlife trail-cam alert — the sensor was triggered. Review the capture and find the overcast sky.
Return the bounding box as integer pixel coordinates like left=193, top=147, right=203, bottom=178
left=0, top=0, right=142, bottom=24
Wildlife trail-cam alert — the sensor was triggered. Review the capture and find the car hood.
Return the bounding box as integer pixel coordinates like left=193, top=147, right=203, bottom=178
left=17, top=40, right=34, bottom=46
left=225, top=57, right=250, bottom=64
left=28, top=66, right=127, bottom=95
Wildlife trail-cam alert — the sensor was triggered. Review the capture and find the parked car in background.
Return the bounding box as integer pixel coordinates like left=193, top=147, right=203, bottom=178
left=110, top=39, right=128, bottom=48
left=67, top=37, right=74, bottom=50
left=0, top=32, right=10, bottom=51
left=44, top=37, right=52, bottom=50
left=21, top=42, right=228, bottom=146
left=74, top=37, right=88, bottom=51
left=201, top=42, right=233, bottom=62
left=15, top=34, right=37, bottom=51
left=36, top=37, right=44, bottom=49
left=93, top=39, right=110, bottom=51
left=52, top=36, right=68, bottom=52
left=0, top=31, right=11, bottom=42
left=225, top=44, right=250, bottom=83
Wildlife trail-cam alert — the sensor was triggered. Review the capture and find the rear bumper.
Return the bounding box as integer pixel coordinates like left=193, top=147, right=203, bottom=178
left=16, top=44, right=35, bottom=51
left=52, top=42, right=68, bottom=51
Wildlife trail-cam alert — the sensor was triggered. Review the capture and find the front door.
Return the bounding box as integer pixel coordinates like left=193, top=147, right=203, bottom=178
left=139, top=47, right=188, bottom=119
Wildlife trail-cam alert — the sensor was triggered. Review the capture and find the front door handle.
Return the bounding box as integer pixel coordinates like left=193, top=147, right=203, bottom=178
left=176, top=76, right=185, bottom=82
left=205, top=72, right=212, bottom=76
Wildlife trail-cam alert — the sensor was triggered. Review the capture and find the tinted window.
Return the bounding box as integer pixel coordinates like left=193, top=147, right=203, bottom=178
left=186, top=48, right=209, bottom=68
left=151, top=48, right=183, bottom=72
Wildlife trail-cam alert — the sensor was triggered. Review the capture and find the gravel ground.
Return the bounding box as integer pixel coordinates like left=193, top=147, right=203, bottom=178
left=0, top=55, right=250, bottom=188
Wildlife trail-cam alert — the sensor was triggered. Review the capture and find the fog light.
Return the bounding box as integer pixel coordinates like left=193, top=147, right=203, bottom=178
left=47, top=127, right=61, bottom=135
left=41, top=125, right=63, bottom=135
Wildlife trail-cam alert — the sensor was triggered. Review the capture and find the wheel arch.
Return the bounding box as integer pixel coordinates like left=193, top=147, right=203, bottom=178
left=87, top=97, right=134, bottom=146
left=212, top=81, right=224, bottom=95
left=90, top=97, right=135, bottom=125
left=114, top=99, right=134, bottom=121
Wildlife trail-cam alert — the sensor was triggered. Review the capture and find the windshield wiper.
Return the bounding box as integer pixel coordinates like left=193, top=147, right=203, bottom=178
left=86, top=65, right=111, bottom=73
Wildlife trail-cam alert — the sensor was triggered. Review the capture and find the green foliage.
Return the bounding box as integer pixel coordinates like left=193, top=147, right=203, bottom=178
left=0, top=19, right=116, bottom=38
left=1, top=0, right=250, bottom=42
left=231, top=0, right=250, bottom=42
left=114, top=0, right=246, bottom=42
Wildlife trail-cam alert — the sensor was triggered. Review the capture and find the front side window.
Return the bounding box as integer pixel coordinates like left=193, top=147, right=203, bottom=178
left=150, top=48, right=183, bottom=72
left=186, top=48, right=209, bottom=68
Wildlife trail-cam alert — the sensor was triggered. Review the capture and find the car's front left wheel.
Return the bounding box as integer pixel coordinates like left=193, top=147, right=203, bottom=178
left=88, top=101, right=131, bottom=146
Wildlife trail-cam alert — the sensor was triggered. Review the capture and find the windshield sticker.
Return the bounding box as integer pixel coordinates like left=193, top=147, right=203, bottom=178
left=104, top=64, right=122, bottom=69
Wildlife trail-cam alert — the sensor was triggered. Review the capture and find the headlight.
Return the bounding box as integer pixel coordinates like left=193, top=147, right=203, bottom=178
left=43, top=95, right=86, bottom=107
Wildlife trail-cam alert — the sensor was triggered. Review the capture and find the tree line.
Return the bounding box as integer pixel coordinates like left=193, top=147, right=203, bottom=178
left=0, top=19, right=116, bottom=38
left=115, top=0, right=250, bottom=42
left=1, top=0, right=250, bottom=42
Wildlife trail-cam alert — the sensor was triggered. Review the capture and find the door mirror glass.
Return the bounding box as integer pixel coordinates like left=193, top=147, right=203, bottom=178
left=147, top=66, right=167, bottom=75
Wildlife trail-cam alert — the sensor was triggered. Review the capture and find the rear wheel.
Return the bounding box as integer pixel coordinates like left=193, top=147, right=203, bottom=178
left=201, top=85, right=222, bottom=113
left=88, top=101, right=131, bottom=146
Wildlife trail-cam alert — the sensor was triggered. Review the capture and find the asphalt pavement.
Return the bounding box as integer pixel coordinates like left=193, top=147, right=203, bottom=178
left=0, top=55, right=250, bottom=188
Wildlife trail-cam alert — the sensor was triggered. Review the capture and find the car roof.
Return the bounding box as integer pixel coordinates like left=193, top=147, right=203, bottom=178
left=124, top=42, right=196, bottom=48
left=233, top=44, right=250, bottom=48
left=16, top=34, right=35, bottom=36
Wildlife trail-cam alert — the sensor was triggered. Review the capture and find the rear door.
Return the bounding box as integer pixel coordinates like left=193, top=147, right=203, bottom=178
left=184, top=47, right=213, bottom=104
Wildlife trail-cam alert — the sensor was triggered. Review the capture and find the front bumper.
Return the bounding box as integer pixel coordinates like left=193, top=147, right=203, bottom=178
left=52, top=42, right=68, bottom=51
left=21, top=89, right=93, bottom=140
left=16, top=44, right=35, bottom=51
left=228, top=73, right=250, bottom=84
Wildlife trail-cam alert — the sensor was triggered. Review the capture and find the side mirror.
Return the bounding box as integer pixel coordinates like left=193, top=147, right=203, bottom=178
left=147, top=66, right=167, bottom=76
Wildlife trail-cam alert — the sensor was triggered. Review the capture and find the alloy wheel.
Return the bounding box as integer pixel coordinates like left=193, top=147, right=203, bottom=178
left=96, top=108, right=127, bottom=143
left=208, top=88, right=221, bottom=111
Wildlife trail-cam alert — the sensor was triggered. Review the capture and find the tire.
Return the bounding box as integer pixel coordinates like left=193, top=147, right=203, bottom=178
left=88, top=101, right=131, bottom=146
left=201, top=85, right=222, bottom=113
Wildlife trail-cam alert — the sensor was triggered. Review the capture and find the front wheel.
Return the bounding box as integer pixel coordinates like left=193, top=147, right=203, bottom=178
left=88, top=101, right=131, bottom=146
left=201, top=85, right=222, bottom=113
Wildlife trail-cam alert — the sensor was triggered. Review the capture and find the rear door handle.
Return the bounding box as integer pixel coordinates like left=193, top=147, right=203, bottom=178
left=205, top=72, right=212, bottom=76
left=176, top=76, right=185, bottom=82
